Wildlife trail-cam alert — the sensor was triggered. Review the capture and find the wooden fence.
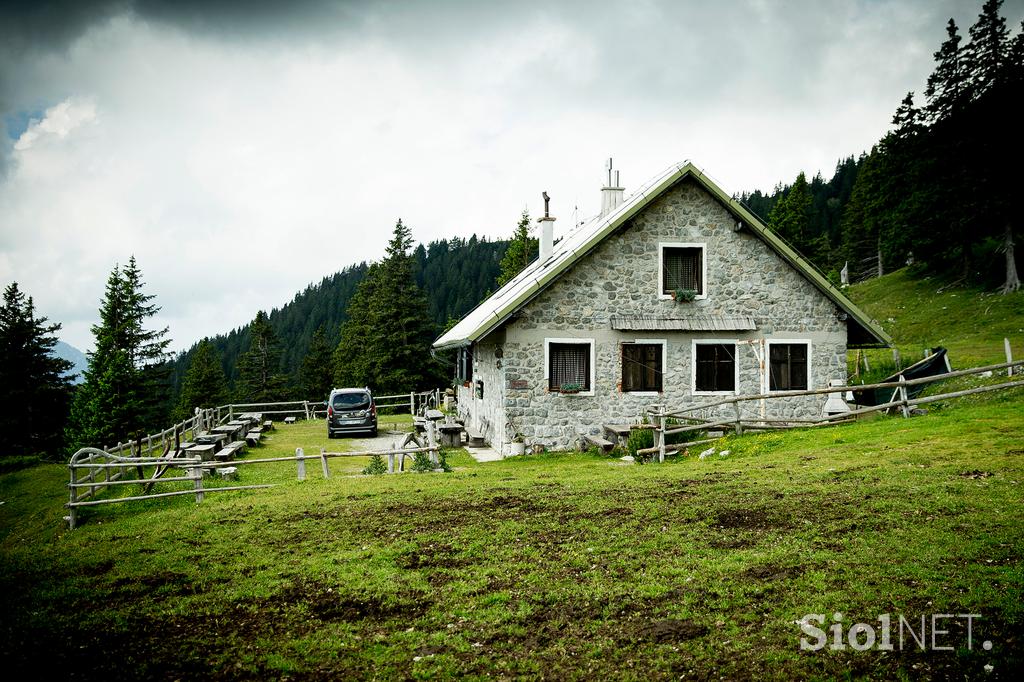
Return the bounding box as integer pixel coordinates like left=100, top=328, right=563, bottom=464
left=65, top=417, right=443, bottom=530
left=641, top=358, right=1024, bottom=462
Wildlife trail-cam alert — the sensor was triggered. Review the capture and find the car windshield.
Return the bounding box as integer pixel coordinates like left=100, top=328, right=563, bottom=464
left=332, top=392, right=370, bottom=409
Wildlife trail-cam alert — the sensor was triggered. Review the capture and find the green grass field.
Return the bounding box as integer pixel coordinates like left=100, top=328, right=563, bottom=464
left=846, top=268, right=1024, bottom=377
left=1, top=271, right=1023, bottom=679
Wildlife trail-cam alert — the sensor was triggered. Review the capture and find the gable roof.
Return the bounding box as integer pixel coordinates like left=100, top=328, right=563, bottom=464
left=433, top=160, right=891, bottom=350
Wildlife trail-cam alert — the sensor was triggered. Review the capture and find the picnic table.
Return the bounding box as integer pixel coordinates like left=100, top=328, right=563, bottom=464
left=186, top=443, right=217, bottom=462
left=194, top=432, right=228, bottom=447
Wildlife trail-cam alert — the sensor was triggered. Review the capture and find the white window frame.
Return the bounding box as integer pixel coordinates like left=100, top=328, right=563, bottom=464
left=544, top=338, right=596, bottom=396
left=658, top=242, right=707, bottom=300
left=691, top=339, right=740, bottom=396
left=621, top=338, right=667, bottom=396
left=764, top=339, right=813, bottom=393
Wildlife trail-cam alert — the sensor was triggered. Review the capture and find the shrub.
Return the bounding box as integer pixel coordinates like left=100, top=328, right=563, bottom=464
left=362, top=454, right=387, bottom=475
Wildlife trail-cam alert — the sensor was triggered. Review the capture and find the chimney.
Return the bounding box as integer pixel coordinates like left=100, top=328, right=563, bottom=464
left=600, top=157, right=625, bottom=217
left=538, top=191, right=555, bottom=261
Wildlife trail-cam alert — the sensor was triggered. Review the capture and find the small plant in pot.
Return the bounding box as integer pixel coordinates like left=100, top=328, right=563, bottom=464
left=559, top=382, right=583, bottom=394
left=510, top=431, right=527, bottom=456
left=672, top=288, right=697, bottom=303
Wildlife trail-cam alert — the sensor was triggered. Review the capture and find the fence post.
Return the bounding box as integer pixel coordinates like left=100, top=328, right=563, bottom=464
left=427, top=420, right=439, bottom=465
left=892, top=348, right=902, bottom=371
left=296, top=447, right=306, bottom=481
left=898, top=374, right=910, bottom=418
left=410, top=391, right=415, bottom=415
left=733, top=400, right=744, bottom=436
left=1006, top=338, right=1014, bottom=377
left=320, top=447, right=330, bottom=479
left=304, top=400, right=310, bottom=420
left=229, top=404, right=235, bottom=422
left=191, top=458, right=204, bottom=503
left=67, top=464, right=78, bottom=530
left=388, top=453, right=395, bottom=474
left=658, top=410, right=666, bottom=464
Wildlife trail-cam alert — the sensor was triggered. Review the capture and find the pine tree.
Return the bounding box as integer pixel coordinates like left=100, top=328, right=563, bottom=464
left=300, top=324, right=334, bottom=400
left=497, top=210, right=537, bottom=287
left=768, top=172, right=813, bottom=248
left=334, top=219, right=442, bottom=393
left=965, top=0, right=1010, bottom=93
left=174, top=339, right=228, bottom=420
left=66, top=259, right=171, bottom=451
left=925, top=19, right=969, bottom=122
left=0, top=283, right=74, bottom=459
left=236, top=311, right=289, bottom=402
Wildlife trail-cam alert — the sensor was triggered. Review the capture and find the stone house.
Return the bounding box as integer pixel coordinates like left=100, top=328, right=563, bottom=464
left=433, top=161, right=890, bottom=456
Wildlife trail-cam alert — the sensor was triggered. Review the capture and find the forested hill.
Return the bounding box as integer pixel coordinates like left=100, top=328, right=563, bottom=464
left=736, top=1, right=1022, bottom=292
left=169, top=235, right=507, bottom=392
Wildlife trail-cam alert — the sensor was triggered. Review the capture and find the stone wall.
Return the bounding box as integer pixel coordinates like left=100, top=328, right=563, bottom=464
left=482, top=177, right=848, bottom=453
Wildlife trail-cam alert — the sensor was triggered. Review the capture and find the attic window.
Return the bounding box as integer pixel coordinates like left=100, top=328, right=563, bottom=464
left=660, top=243, right=705, bottom=298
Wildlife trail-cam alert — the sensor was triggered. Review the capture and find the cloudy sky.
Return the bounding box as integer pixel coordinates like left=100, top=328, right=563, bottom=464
left=2, top=0, right=1021, bottom=353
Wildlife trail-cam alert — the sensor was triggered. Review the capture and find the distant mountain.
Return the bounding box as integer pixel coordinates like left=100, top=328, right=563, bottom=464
left=53, top=340, right=87, bottom=384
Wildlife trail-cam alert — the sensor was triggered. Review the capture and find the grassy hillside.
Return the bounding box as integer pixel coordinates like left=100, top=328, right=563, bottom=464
left=846, top=268, right=1024, bottom=370
left=2, top=268, right=1023, bottom=679
left=2, top=392, right=1023, bottom=679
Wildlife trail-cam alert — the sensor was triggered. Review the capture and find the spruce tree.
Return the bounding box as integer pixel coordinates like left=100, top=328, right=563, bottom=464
left=768, top=172, right=813, bottom=249
left=236, top=311, right=289, bottom=402
left=334, top=219, right=441, bottom=393
left=174, top=339, right=228, bottom=420
left=300, top=324, right=334, bottom=400
left=925, top=19, right=968, bottom=122
left=497, top=210, right=537, bottom=287
left=66, top=259, right=171, bottom=451
left=0, top=283, right=74, bottom=459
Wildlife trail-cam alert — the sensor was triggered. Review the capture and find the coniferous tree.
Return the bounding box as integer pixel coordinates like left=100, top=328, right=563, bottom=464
left=925, top=19, right=969, bottom=123
left=66, top=259, right=170, bottom=450
left=497, top=210, right=537, bottom=287
left=334, top=219, right=442, bottom=393
left=0, top=283, right=74, bottom=459
left=300, top=324, right=334, bottom=400
left=768, top=172, right=813, bottom=248
left=236, top=311, right=289, bottom=402
left=174, top=339, right=228, bottom=420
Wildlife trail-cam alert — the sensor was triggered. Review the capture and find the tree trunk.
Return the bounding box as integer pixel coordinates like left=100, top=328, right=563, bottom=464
left=876, top=237, right=884, bottom=278
left=1003, top=222, right=1020, bottom=294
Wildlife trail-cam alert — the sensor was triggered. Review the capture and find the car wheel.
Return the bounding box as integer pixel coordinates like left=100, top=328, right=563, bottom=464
left=370, top=428, right=378, bottom=438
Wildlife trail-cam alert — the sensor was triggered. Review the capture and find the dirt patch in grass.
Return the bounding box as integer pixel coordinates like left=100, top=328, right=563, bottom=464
left=636, top=618, right=708, bottom=643
left=742, top=564, right=806, bottom=581
left=711, top=507, right=791, bottom=530
left=395, top=543, right=475, bottom=570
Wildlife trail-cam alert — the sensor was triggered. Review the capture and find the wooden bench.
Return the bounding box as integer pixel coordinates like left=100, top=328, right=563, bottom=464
left=263, top=420, right=274, bottom=431
left=227, top=440, right=247, bottom=454
left=245, top=431, right=263, bottom=447
left=583, top=433, right=616, bottom=453
left=465, top=428, right=485, bottom=448
left=194, top=432, right=228, bottom=447
left=425, top=409, right=445, bottom=421
left=186, top=443, right=217, bottom=462
left=284, top=416, right=296, bottom=424
left=214, top=441, right=244, bottom=462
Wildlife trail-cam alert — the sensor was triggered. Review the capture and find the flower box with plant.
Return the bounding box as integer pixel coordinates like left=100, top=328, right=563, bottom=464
left=672, top=288, right=697, bottom=303
left=559, top=382, right=583, bottom=394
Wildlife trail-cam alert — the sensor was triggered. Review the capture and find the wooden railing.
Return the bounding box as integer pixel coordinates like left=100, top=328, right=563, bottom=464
left=65, top=418, right=443, bottom=529
left=641, top=359, right=1024, bottom=462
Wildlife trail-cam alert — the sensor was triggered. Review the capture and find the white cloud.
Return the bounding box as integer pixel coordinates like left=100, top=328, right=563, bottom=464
left=1, top=1, right=1021, bottom=353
